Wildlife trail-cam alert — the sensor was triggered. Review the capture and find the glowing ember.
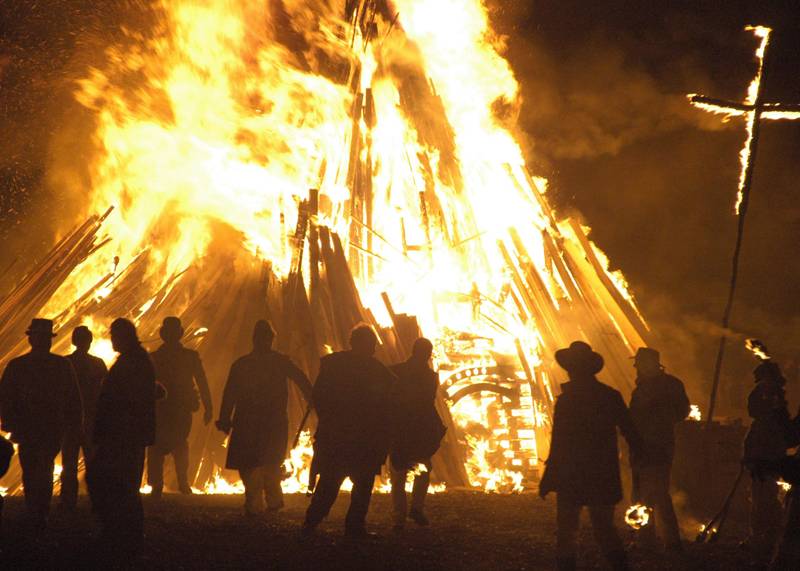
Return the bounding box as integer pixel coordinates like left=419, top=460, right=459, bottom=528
left=688, top=404, right=702, bottom=422
left=624, top=504, right=653, bottom=530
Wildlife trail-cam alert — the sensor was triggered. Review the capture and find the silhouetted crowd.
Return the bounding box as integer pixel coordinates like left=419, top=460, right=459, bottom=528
left=0, top=317, right=798, bottom=570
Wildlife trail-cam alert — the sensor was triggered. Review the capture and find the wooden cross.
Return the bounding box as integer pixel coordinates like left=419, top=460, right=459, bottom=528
left=688, top=26, right=800, bottom=424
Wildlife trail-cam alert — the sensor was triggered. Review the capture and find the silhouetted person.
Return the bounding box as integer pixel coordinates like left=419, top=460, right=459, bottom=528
left=216, top=320, right=312, bottom=515
left=148, top=316, right=212, bottom=497
left=60, top=325, right=108, bottom=511
left=389, top=337, right=445, bottom=531
left=304, top=325, right=395, bottom=537
left=0, top=318, right=82, bottom=532
left=628, top=347, right=689, bottom=552
left=0, top=433, right=13, bottom=537
left=539, top=341, right=642, bottom=571
left=87, top=318, right=156, bottom=558
left=743, top=361, right=795, bottom=564
left=759, top=444, right=800, bottom=569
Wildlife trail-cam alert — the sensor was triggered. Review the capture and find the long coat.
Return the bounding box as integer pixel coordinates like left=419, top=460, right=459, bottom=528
left=92, top=346, right=157, bottom=449
left=744, top=380, right=796, bottom=464
left=312, top=351, right=395, bottom=476
left=151, top=344, right=211, bottom=451
left=0, top=351, right=82, bottom=451
left=218, top=350, right=311, bottom=471
left=540, top=377, right=641, bottom=505
left=389, top=359, right=445, bottom=470
left=68, top=351, right=108, bottom=444
left=629, top=372, right=689, bottom=466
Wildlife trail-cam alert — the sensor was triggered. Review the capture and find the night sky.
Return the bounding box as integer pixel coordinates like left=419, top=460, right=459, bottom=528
left=1, top=1, right=798, bottom=413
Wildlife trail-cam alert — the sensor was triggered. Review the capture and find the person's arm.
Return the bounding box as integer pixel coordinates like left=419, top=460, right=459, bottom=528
left=615, top=392, right=644, bottom=461
left=284, top=357, right=313, bottom=405
left=312, top=357, right=335, bottom=418
left=0, top=362, right=19, bottom=435
left=64, top=359, right=84, bottom=436
left=216, top=362, right=240, bottom=434
left=539, top=398, right=563, bottom=498
left=672, top=377, right=690, bottom=422
left=427, top=371, right=440, bottom=403
left=193, top=353, right=213, bottom=425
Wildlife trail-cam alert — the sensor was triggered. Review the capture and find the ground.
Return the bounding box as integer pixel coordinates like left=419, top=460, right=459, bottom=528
left=1, top=492, right=756, bottom=570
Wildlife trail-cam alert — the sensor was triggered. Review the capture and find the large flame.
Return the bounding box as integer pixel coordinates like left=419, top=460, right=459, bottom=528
left=30, top=0, right=648, bottom=493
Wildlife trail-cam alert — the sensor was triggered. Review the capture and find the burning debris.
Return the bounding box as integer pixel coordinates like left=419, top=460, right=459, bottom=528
left=624, top=503, right=652, bottom=530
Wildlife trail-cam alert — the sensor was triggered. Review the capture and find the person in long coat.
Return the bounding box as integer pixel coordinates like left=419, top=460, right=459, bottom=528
left=303, top=325, right=396, bottom=537
left=60, top=325, right=108, bottom=511
left=0, top=318, right=82, bottom=532
left=87, top=318, right=156, bottom=558
left=389, top=337, right=445, bottom=530
left=149, top=316, right=212, bottom=496
left=540, top=341, right=642, bottom=571
left=742, top=361, right=796, bottom=564
left=628, top=347, right=689, bottom=552
left=216, top=320, right=312, bottom=515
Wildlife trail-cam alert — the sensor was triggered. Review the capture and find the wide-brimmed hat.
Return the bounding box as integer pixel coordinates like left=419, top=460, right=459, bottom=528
left=160, top=316, right=184, bottom=339
left=555, top=341, right=604, bottom=375
left=26, top=318, right=56, bottom=337
left=632, top=347, right=661, bottom=365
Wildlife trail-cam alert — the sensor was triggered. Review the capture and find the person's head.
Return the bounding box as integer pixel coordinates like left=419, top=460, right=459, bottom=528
left=26, top=318, right=56, bottom=353
left=252, top=320, right=276, bottom=351
left=754, top=361, right=785, bottom=385
left=555, top=341, right=604, bottom=380
left=411, top=337, right=433, bottom=363
left=110, top=318, right=140, bottom=354
left=72, top=325, right=93, bottom=353
left=159, top=316, right=184, bottom=345
left=633, top=347, right=663, bottom=378
left=350, top=324, right=378, bottom=358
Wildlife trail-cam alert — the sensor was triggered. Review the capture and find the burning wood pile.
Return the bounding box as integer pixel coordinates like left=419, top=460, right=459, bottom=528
left=1, top=0, right=650, bottom=495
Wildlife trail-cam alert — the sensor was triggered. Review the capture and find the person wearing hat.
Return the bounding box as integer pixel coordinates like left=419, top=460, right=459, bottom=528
left=540, top=341, right=642, bottom=571
left=628, top=347, right=689, bottom=553
left=0, top=318, right=82, bottom=532
left=742, top=360, right=796, bottom=564
left=60, top=325, right=108, bottom=511
left=148, top=316, right=213, bottom=497
left=216, top=320, right=312, bottom=515
left=303, top=324, right=396, bottom=538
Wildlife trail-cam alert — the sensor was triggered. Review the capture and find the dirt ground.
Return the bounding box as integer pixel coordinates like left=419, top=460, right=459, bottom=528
left=1, top=491, right=758, bottom=570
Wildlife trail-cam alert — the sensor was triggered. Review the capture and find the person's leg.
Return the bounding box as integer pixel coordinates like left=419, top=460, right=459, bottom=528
left=637, top=465, right=660, bottom=548
left=304, top=471, right=346, bottom=529
left=263, top=464, right=285, bottom=511
left=119, top=447, right=146, bottom=555
left=555, top=495, right=581, bottom=570
left=18, top=444, right=56, bottom=530
left=173, top=439, right=191, bottom=493
left=345, top=472, right=376, bottom=535
left=146, top=445, right=165, bottom=497
left=587, top=504, right=628, bottom=571
left=390, top=466, right=408, bottom=527
left=410, top=469, right=431, bottom=522
left=653, top=464, right=682, bottom=549
left=751, top=476, right=782, bottom=563
left=60, top=433, right=80, bottom=509
left=773, top=490, right=800, bottom=569
left=240, top=467, right=266, bottom=514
